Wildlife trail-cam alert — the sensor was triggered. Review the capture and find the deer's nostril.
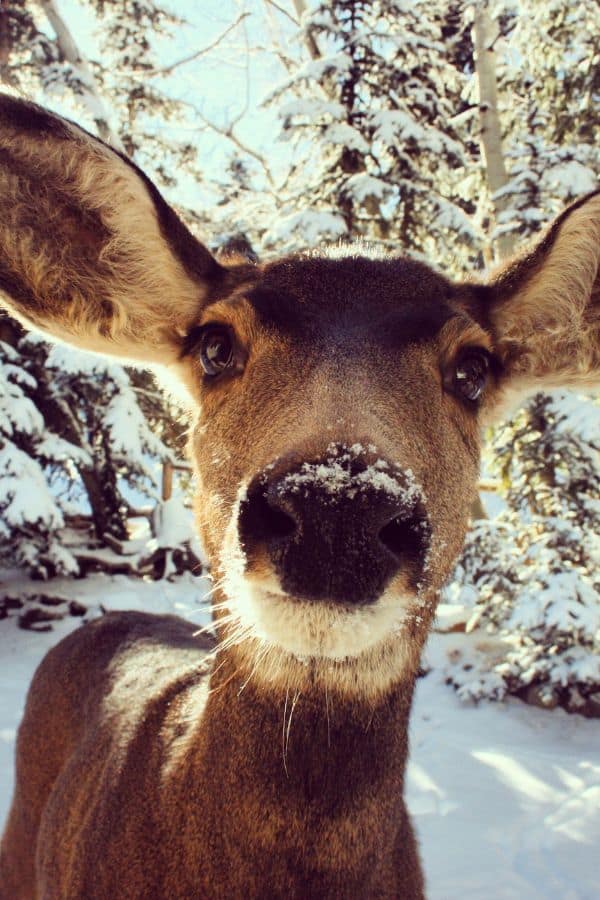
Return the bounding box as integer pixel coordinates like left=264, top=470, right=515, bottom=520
left=240, top=485, right=297, bottom=548
left=378, top=511, right=429, bottom=565
left=240, top=451, right=431, bottom=605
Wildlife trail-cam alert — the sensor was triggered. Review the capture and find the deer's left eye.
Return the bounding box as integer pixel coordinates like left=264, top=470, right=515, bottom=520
left=453, top=350, right=490, bottom=402
left=199, top=326, right=234, bottom=377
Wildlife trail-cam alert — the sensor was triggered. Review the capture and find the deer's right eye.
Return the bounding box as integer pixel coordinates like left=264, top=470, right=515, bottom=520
left=453, top=349, right=490, bottom=402
left=199, top=326, right=234, bottom=377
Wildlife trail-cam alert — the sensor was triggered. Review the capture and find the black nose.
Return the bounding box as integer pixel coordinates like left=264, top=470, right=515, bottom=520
left=238, top=447, right=430, bottom=606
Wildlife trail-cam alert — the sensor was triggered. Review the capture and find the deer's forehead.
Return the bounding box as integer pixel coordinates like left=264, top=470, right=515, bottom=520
left=210, top=255, right=458, bottom=348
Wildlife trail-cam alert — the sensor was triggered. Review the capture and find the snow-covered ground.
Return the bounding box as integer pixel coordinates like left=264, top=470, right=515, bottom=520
left=0, top=574, right=598, bottom=899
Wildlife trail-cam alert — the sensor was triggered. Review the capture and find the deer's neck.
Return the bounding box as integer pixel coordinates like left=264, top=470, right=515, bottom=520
left=205, top=651, right=415, bottom=791
left=172, top=652, right=420, bottom=894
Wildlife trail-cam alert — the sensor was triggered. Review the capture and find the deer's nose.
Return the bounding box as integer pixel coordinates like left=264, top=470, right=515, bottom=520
left=238, top=448, right=430, bottom=606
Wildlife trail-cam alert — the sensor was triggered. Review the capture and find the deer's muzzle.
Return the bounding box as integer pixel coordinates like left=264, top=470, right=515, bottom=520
left=238, top=444, right=430, bottom=606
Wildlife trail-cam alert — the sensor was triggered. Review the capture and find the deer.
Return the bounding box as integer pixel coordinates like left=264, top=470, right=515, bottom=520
left=0, top=92, right=598, bottom=900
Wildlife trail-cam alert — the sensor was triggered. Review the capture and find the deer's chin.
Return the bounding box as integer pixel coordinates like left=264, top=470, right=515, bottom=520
left=218, top=574, right=425, bottom=700
left=222, top=572, right=417, bottom=662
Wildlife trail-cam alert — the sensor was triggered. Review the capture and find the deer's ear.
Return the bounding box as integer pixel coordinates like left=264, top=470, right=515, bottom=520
left=0, top=93, right=225, bottom=364
left=480, top=190, right=600, bottom=394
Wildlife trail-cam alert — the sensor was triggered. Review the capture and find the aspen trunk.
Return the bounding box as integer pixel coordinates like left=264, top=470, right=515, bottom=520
left=473, top=3, right=516, bottom=261
left=291, top=0, right=321, bottom=60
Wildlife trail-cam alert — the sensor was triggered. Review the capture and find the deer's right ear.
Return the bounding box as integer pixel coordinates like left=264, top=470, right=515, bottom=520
left=0, top=93, right=225, bottom=363
left=477, top=190, right=600, bottom=395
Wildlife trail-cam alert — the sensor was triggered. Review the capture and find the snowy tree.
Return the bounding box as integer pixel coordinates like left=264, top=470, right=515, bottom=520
left=491, top=0, right=599, bottom=246
left=445, top=0, right=599, bottom=713
left=0, top=0, right=203, bottom=576
left=256, top=0, right=479, bottom=269
left=0, top=321, right=79, bottom=577
left=0, top=318, right=184, bottom=575
left=446, top=393, right=600, bottom=714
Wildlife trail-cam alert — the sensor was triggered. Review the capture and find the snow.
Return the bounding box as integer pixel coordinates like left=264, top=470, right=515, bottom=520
left=279, top=444, right=424, bottom=505
left=0, top=444, right=63, bottom=530
left=370, top=109, right=463, bottom=158
left=344, top=173, right=392, bottom=204
left=278, top=98, right=346, bottom=122
left=265, top=208, right=348, bottom=248
left=151, top=497, right=197, bottom=550
left=295, top=53, right=352, bottom=83
left=35, top=435, right=93, bottom=468
left=324, top=123, right=369, bottom=154
left=545, top=161, right=597, bottom=197
left=0, top=577, right=598, bottom=899
left=434, top=198, right=479, bottom=239
left=412, top=634, right=600, bottom=900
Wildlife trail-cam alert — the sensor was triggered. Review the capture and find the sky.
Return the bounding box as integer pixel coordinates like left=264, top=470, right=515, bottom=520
left=57, top=0, right=299, bottom=196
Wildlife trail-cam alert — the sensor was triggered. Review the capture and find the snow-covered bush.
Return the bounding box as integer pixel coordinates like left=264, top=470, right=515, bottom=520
left=446, top=393, right=600, bottom=713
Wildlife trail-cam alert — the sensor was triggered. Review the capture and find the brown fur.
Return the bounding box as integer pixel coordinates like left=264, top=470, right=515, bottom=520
left=0, top=96, right=599, bottom=898
left=1, top=614, right=422, bottom=899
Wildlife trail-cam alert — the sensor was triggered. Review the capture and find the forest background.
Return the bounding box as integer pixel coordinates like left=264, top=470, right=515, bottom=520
left=0, top=0, right=598, bottom=712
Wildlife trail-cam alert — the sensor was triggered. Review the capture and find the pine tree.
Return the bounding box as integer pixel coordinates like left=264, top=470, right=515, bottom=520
left=0, top=321, right=79, bottom=577
left=491, top=0, right=599, bottom=245
left=255, top=0, right=479, bottom=269
left=447, top=393, right=600, bottom=714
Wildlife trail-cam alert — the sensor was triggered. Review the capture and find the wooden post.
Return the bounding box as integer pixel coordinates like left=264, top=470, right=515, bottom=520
left=162, top=460, right=174, bottom=502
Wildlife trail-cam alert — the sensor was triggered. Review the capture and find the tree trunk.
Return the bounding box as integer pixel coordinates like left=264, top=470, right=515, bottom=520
left=33, top=380, right=128, bottom=541
left=39, top=0, right=123, bottom=150
left=473, top=3, right=516, bottom=261
left=291, top=0, right=321, bottom=60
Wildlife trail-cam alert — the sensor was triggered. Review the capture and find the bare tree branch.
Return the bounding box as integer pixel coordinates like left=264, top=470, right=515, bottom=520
left=264, top=0, right=299, bottom=26
left=196, top=109, right=275, bottom=186
left=155, top=12, right=251, bottom=77
left=228, top=13, right=252, bottom=129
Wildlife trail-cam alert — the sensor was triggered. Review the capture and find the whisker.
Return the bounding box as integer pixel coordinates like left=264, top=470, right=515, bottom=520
left=192, top=613, right=239, bottom=638
left=282, top=687, right=290, bottom=777
left=284, top=689, right=301, bottom=771
left=237, top=643, right=269, bottom=697
left=215, top=626, right=253, bottom=654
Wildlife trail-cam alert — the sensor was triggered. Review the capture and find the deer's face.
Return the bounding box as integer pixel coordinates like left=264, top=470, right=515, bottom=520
left=182, top=255, right=494, bottom=694
left=1, top=96, right=597, bottom=697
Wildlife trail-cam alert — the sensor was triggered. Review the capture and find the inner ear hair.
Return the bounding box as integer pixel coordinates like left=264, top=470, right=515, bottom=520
left=484, top=189, right=600, bottom=392
left=0, top=93, right=224, bottom=364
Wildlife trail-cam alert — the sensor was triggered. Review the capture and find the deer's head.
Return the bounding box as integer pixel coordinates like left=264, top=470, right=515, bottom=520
left=1, top=95, right=598, bottom=699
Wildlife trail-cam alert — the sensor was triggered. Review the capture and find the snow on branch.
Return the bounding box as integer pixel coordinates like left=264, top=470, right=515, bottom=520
left=39, top=0, right=123, bottom=150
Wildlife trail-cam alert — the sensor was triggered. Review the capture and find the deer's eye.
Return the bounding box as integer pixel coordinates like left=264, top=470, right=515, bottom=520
left=453, top=350, right=490, bottom=402
left=199, top=326, right=234, bottom=377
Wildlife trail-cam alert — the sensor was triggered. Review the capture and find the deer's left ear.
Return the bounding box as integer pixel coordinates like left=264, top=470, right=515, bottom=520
left=0, top=93, right=227, bottom=365
left=478, top=190, right=600, bottom=394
